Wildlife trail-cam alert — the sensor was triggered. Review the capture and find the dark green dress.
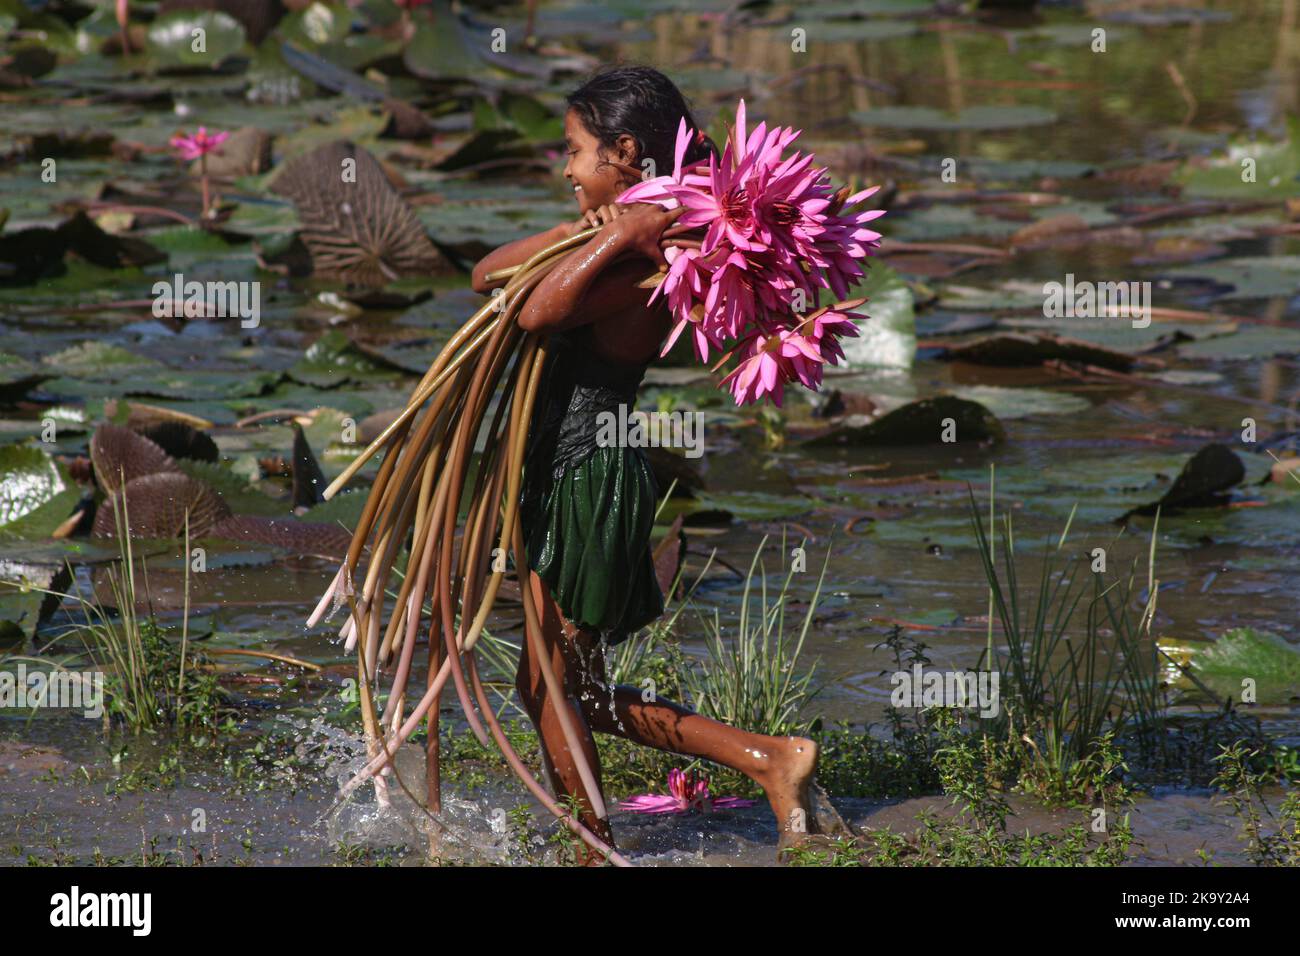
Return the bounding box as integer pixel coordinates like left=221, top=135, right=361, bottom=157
left=518, top=326, right=665, bottom=645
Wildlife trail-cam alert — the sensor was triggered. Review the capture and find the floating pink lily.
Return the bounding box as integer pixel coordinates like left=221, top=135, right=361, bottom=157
left=169, top=127, right=230, bottom=220
left=619, top=768, right=756, bottom=815
left=617, top=99, right=885, bottom=407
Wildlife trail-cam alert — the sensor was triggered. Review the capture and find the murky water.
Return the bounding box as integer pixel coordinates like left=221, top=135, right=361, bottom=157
left=2, top=1, right=1298, bottom=864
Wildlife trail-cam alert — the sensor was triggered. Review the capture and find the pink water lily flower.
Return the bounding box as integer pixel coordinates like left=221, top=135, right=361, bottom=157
left=619, top=768, right=756, bottom=815
left=718, top=333, right=788, bottom=407
left=169, top=127, right=230, bottom=161
left=171, top=126, right=230, bottom=220
left=616, top=98, right=886, bottom=407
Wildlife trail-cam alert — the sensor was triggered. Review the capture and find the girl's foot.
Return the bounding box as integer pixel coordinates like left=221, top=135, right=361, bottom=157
left=756, top=736, right=821, bottom=851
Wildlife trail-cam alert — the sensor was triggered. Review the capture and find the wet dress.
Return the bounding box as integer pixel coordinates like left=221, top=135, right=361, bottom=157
left=518, top=325, right=665, bottom=645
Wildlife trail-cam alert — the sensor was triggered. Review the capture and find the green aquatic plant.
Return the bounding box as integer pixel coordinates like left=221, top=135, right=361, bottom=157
left=791, top=709, right=1136, bottom=868
left=1211, top=741, right=1300, bottom=866
left=1, top=497, right=229, bottom=736
left=679, top=531, right=826, bottom=738
left=967, top=483, right=1170, bottom=792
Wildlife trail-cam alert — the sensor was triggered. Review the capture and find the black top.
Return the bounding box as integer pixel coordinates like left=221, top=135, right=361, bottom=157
left=522, top=326, right=652, bottom=484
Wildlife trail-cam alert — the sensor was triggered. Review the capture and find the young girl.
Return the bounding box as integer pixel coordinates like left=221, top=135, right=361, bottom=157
left=471, top=65, right=821, bottom=865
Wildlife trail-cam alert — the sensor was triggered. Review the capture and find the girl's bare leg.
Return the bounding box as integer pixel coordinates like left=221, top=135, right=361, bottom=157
left=570, top=632, right=821, bottom=846
left=514, top=570, right=614, bottom=865
left=516, top=570, right=820, bottom=858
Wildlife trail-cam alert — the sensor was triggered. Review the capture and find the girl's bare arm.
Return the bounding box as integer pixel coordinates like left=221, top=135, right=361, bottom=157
left=471, top=222, right=579, bottom=294
left=515, top=205, right=682, bottom=334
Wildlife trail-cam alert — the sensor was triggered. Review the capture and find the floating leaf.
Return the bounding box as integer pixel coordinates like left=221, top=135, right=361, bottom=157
left=269, top=140, right=444, bottom=286
left=1194, top=628, right=1300, bottom=704
left=1174, top=117, right=1300, bottom=199
left=148, top=9, right=248, bottom=68
left=43, top=341, right=161, bottom=379
left=289, top=330, right=403, bottom=388
left=403, top=0, right=481, bottom=80
left=1178, top=326, right=1300, bottom=360
left=1164, top=255, right=1300, bottom=300
left=948, top=385, right=1090, bottom=419
left=940, top=331, right=1138, bottom=371
left=0, top=444, right=80, bottom=538
left=839, top=263, right=916, bottom=370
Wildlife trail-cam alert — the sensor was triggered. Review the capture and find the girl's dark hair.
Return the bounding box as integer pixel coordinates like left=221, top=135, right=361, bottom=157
left=565, top=65, right=719, bottom=183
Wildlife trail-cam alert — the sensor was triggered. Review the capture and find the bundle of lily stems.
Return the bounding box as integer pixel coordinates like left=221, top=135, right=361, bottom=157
left=309, top=100, right=885, bottom=866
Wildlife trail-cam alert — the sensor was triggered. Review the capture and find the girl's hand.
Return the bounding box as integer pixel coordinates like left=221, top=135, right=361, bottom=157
left=566, top=202, right=631, bottom=236
left=609, top=202, right=686, bottom=269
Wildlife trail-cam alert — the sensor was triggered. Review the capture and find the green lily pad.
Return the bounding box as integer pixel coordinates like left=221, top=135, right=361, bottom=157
left=938, top=280, right=1048, bottom=311
left=1163, top=255, right=1300, bottom=300
left=472, top=92, right=564, bottom=142
left=289, top=331, right=405, bottom=388
left=0, top=444, right=80, bottom=539
left=171, top=459, right=288, bottom=518
left=948, top=385, right=1090, bottom=419
left=403, top=0, right=481, bottom=80
left=148, top=10, right=248, bottom=68
left=0, top=351, right=47, bottom=398
left=1000, top=316, right=1236, bottom=353
left=1174, top=117, right=1300, bottom=200
left=1194, top=628, right=1300, bottom=704
left=42, top=341, right=161, bottom=379
left=1178, top=326, right=1300, bottom=360
left=839, top=263, right=916, bottom=370
left=0, top=561, right=68, bottom=642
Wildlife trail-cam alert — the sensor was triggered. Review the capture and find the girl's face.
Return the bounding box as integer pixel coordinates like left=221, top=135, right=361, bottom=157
left=562, top=108, right=637, bottom=215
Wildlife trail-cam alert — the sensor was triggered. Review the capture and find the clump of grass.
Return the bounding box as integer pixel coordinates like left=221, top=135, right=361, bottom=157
left=679, top=531, right=825, bottom=738
left=8, top=499, right=231, bottom=738
left=792, top=709, right=1136, bottom=868
left=967, top=481, right=1171, bottom=800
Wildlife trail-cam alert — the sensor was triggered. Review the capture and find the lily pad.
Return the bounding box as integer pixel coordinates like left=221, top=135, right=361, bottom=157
left=947, top=386, right=1090, bottom=419
left=940, top=332, right=1138, bottom=371
left=1163, top=256, right=1300, bottom=300
left=289, top=330, right=405, bottom=388
left=838, top=263, right=916, bottom=370
left=1194, top=628, right=1300, bottom=704
left=1178, top=326, right=1300, bottom=361
left=148, top=10, right=248, bottom=69
left=0, top=444, right=80, bottom=539
left=1175, top=118, right=1300, bottom=200
left=403, top=0, right=482, bottom=80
